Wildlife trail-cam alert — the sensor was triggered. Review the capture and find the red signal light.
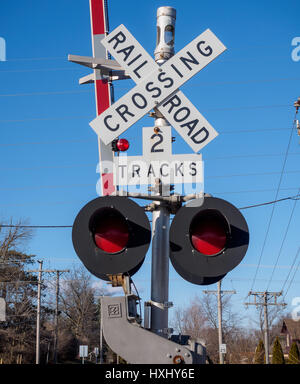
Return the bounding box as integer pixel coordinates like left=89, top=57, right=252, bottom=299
left=94, top=217, right=129, bottom=253
left=190, top=213, right=227, bottom=256
left=92, top=209, right=129, bottom=253
left=112, top=138, right=130, bottom=152
left=117, top=138, right=130, bottom=151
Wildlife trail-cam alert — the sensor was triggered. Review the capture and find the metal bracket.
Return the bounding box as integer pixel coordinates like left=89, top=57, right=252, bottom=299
left=68, top=54, right=131, bottom=82
left=102, top=295, right=206, bottom=364
left=146, top=300, right=173, bottom=310
left=107, top=274, right=132, bottom=295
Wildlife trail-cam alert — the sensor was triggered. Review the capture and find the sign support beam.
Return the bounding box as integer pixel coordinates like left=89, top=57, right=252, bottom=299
left=149, top=7, right=176, bottom=337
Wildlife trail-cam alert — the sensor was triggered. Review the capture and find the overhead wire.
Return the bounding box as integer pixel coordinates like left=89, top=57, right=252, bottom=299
left=266, top=186, right=300, bottom=290
left=282, top=246, right=300, bottom=299
left=249, top=111, right=298, bottom=292
left=0, top=193, right=299, bottom=228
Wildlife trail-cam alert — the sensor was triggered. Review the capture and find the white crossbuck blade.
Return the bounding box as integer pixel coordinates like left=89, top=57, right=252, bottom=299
left=89, top=24, right=226, bottom=153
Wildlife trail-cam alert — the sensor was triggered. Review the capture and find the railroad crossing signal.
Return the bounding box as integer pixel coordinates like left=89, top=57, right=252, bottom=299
left=72, top=195, right=249, bottom=284
left=72, top=196, right=151, bottom=280
left=169, top=196, right=249, bottom=285
left=90, top=24, right=226, bottom=152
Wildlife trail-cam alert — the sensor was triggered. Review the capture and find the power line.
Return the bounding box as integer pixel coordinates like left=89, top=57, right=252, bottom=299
left=0, top=89, right=92, bottom=97
left=0, top=139, right=93, bottom=147
left=0, top=115, right=89, bottom=123
left=0, top=193, right=299, bottom=229
left=281, top=246, right=300, bottom=297
left=245, top=291, right=286, bottom=364
left=249, top=112, right=298, bottom=292
left=239, top=193, right=300, bottom=210
left=0, top=67, right=82, bottom=74
left=266, top=187, right=300, bottom=290
left=0, top=84, right=293, bottom=112
left=0, top=131, right=297, bottom=147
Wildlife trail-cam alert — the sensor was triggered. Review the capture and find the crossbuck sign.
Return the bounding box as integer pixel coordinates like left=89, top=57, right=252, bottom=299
left=90, top=25, right=226, bottom=153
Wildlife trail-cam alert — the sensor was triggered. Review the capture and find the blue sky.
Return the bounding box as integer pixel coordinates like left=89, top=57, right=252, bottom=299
left=0, top=0, right=300, bottom=327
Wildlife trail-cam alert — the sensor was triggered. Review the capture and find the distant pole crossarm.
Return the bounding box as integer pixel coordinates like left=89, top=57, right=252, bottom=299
left=31, top=264, right=69, bottom=365
left=244, top=291, right=286, bottom=364
left=203, top=280, right=236, bottom=364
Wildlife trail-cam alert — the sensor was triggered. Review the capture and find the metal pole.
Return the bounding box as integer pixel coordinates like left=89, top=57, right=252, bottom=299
left=150, top=201, right=170, bottom=335
left=99, top=297, right=104, bottom=364
left=217, top=280, right=224, bottom=364
left=263, top=292, right=270, bottom=364
left=150, top=5, right=176, bottom=338
left=36, top=260, right=43, bottom=364
left=53, top=271, right=59, bottom=364
left=245, top=291, right=286, bottom=364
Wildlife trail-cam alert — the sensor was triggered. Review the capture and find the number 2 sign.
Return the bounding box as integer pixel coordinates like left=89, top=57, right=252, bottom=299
left=142, top=126, right=172, bottom=160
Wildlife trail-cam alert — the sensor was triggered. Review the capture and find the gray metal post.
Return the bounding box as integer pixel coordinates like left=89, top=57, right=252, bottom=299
left=150, top=6, right=176, bottom=338
left=36, top=260, right=43, bottom=364
left=150, top=201, right=170, bottom=335
left=217, top=280, right=224, bottom=364
left=263, top=292, right=270, bottom=364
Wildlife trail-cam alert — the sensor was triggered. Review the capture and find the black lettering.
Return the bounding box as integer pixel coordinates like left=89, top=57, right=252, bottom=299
left=191, top=127, right=209, bottom=143
left=180, top=119, right=199, bottom=136
left=119, top=164, right=127, bottom=178
left=162, top=94, right=181, bottom=113
left=175, top=162, right=184, bottom=176
left=104, top=115, right=119, bottom=131
left=151, top=133, right=164, bottom=152
left=115, top=104, right=134, bottom=122
left=128, top=53, right=142, bottom=66
left=132, top=164, right=140, bottom=177
left=160, top=163, right=169, bottom=177
left=116, top=45, right=134, bottom=61
left=157, top=71, right=174, bottom=88
left=108, top=31, right=126, bottom=50
left=189, top=162, right=197, bottom=176
left=170, top=64, right=183, bottom=78
left=133, top=60, right=148, bottom=78
left=174, top=107, right=190, bottom=123
left=197, top=41, right=213, bottom=57
left=145, top=82, right=162, bottom=98
left=179, top=51, right=199, bottom=70
left=147, top=164, right=156, bottom=177
left=132, top=93, right=148, bottom=109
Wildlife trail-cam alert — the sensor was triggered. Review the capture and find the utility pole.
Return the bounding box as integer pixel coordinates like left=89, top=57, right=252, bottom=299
left=53, top=269, right=69, bottom=364
left=245, top=291, right=286, bottom=364
left=35, top=260, right=43, bottom=365
left=29, top=264, right=69, bottom=364
left=203, top=280, right=236, bottom=364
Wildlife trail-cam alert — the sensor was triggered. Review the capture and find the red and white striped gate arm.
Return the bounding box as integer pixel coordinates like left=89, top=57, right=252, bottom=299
left=89, top=0, right=115, bottom=196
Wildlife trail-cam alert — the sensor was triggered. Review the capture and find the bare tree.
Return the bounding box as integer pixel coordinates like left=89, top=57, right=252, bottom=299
left=172, top=293, right=255, bottom=363
left=253, top=304, right=287, bottom=346
left=57, top=266, right=113, bottom=361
